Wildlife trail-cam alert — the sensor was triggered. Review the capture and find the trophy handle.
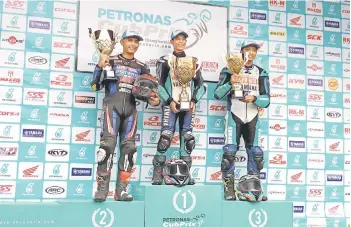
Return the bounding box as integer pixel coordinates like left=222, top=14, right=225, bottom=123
left=167, top=53, right=174, bottom=69
left=194, top=57, right=202, bottom=78
left=88, top=28, right=92, bottom=37
left=243, top=52, right=249, bottom=65
left=222, top=52, right=228, bottom=65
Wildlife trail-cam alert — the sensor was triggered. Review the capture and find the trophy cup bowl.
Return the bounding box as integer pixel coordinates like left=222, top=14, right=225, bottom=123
left=168, top=54, right=200, bottom=111
left=223, top=53, right=245, bottom=99
left=88, top=28, right=118, bottom=82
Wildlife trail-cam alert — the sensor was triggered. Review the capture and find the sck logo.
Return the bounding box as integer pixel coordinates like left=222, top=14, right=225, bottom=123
left=209, top=105, right=225, bottom=111
left=307, top=34, right=322, bottom=41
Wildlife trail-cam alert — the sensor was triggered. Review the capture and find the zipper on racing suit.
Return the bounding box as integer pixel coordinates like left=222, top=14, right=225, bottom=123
left=246, top=74, right=250, bottom=122
left=115, top=63, right=127, bottom=114
left=122, top=91, right=126, bottom=114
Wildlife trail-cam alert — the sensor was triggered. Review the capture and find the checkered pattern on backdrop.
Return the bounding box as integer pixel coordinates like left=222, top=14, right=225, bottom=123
left=0, top=0, right=349, bottom=226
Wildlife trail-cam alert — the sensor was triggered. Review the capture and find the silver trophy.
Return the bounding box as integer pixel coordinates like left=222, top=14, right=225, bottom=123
left=88, top=28, right=118, bottom=82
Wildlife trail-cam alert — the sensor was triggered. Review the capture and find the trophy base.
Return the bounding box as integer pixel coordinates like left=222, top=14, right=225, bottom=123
left=179, top=101, right=190, bottom=112
left=102, top=69, right=118, bottom=81
left=232, top=90, right=245, bottom=99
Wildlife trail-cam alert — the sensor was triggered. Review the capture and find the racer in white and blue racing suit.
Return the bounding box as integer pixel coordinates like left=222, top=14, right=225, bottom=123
left=214, top=41, right=270, bottom=201
left=151, top=30, right=206, bottom=185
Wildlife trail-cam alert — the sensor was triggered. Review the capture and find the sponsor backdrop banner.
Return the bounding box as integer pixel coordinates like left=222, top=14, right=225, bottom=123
left=0, top=0, right=349, bottom=226
left=76, top=0, right=228, bottom=82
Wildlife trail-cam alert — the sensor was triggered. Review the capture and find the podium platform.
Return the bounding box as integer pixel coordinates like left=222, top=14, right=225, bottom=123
left=222, top=200, right=293, bottom=227
left=0, top=200, right=144, bottom=227
left=0, top=185, right=295, bottom=227
left=144, top=185, right=222, bottom=227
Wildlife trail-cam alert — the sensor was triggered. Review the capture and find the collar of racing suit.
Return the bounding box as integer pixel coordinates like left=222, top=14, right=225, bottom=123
left=118, top=53, right=136, bottom=63
left=173, top=51, right=186, bottom=57
left=243, top=64, right=254, bottom=73
left=244, top=64, right=254, bottom=70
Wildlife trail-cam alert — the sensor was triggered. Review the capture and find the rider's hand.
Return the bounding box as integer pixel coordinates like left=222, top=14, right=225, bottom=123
left=189, top=101, right=196, bottom=113
left=170, top=100, right=180, bottom=113
left=239, top=95, right=256, bottom=103
left=148, top=94, right=160, bottom=106
left=98, top=49, right=110, bottom=68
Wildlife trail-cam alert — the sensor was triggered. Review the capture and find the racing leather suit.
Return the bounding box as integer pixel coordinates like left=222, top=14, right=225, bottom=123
left=151, top=51, right=206, bottom=185
left=91, top=54, right=151, bottom=201
left=214, top=64, right=270, bottom=199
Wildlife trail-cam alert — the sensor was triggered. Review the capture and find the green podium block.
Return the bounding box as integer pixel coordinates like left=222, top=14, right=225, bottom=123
left=0, top=200, right=144, bottom=227
left=222, top=201, right=293, bottom=227
left=145, top=185, right=222, bottom=227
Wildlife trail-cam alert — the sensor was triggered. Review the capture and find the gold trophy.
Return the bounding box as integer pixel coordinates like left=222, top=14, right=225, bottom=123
left=168, top=54, right=201, bottom=111
left=223, top=53, right=245, bottom=99
left=88, top=28, right=118, bottom=82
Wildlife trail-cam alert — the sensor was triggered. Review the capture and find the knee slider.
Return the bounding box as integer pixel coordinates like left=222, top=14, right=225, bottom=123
left=119, top=140, right=136, bottom=169
left=221, top=152, right=236, bottom=172
left=99, top=138, right=116, bottom=155
left=252, top=146, right=264, bottom=171
left=183, top=131, right=195, bottom=154
left=157, top=130, right=173, bottom=152
left=96, top=148, right=113, bottom=164
left=120, top=140, right=137, bottom=155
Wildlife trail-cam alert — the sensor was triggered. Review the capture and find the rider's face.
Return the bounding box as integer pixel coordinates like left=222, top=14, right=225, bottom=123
left=171, top=35, right=187, bottom=52
left=121, top=37, right=140, bottom=54
left=242, top=46, right=258, bottom=61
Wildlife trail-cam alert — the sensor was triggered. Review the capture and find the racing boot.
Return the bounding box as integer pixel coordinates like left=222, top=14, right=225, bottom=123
left=93, top=171, right=111, bottom=202
left=151, top=155, right=166, bottom=185
left=223, top=173, right=236, bottom=200
left=114, top=171, right=133, bottom=201
left=180, top=156, right=195, bottom=185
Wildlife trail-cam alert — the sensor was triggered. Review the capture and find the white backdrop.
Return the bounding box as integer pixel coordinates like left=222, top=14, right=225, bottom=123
left=76, top=0, right=228, bottom=82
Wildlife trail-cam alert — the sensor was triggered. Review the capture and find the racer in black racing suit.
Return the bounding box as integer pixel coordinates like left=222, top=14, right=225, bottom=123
left=151, top=30, right=206, bottom=185
left=92, top=30, right=160, bottom=202
left=214, top=41, right=270, bottom=201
